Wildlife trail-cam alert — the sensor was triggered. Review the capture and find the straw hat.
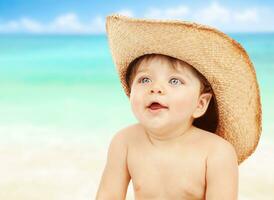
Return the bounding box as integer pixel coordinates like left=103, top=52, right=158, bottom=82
left=105, top=13, right=262, bottom=165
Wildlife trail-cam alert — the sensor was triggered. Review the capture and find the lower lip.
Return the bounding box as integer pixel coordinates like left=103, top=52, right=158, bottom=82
left=147, top=107, right=168, bottom=113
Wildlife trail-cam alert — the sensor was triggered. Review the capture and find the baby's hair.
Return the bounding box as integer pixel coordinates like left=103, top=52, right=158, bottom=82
left=126, top=53, right=212, bottom=95
left=125, top=53, right=219, bottom=133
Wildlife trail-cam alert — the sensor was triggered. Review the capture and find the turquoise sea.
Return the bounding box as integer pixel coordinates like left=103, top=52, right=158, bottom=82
left=0, top=33, right=273, bottom=199
left=0, top=34, right=273, bottom=142
left=0, top=34, right=136, bottom=145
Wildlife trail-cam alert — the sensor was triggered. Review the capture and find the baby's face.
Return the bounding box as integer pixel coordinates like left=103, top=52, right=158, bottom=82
left=129, top=57, right=202, bottom=131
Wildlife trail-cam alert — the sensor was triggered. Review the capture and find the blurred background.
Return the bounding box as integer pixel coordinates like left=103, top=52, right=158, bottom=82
left=0, top=0, right=273, bottom=199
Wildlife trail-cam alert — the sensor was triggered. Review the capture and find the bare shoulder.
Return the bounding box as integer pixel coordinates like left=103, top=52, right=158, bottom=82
left=206, top=134, right=238, bottom=165
left=192, top=127, right=238, bottom=162
left=113, top=123, right=143, bottom=144
left=194, top=127, right=235, bottom=149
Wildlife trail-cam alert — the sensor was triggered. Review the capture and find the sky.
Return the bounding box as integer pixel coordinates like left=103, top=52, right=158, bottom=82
left=0, top=0, right=274, bottom=34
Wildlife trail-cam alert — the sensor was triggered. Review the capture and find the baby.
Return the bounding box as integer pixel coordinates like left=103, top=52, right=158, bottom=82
left=95, top=53, right=238, bottom=200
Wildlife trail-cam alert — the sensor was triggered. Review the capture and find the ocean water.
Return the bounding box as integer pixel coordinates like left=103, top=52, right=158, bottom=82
left=0, top=33, right=273, bottom=199
left=0, top=34, right=273, bottom=141
left=0, top=34, right=135, bottom=145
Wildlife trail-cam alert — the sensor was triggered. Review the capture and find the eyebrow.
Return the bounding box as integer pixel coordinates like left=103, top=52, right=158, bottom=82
left=136, top=68, right=192, bottom=81
left=136, top=68, right=148, bottom=74
left=173, top=67, right=192, bottom=80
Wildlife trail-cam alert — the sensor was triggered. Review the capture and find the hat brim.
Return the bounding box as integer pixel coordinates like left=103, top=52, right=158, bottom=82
left=105, top=14, right=262, bottom=165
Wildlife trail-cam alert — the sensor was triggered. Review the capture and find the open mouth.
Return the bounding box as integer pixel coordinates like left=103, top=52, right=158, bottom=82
left=147, top=102, right=168, bottom=110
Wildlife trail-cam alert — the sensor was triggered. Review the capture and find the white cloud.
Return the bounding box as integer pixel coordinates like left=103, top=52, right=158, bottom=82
left=0, top=20, right=20, bottom=32
left=0, top=3, right=273, bottom=34
left=0, top=18, right=45, bottom=33
left=49, top=13, right=84, bottom=32
left=193, top=2, right=231, bottom=24
left=0, top=12, right=105, bottom=34
left=234, top=8, right=259, bottom=23
left=116, top=9, right=134, bottom=17
left=47, top=13, right=104, bottom=34
left=20, top=18, right=44, bottom=32
left=143, top=2, right=273, bottom=32
left=144, top=5, right=189, bottom=19
left=192, top=2, right=272, bottom=32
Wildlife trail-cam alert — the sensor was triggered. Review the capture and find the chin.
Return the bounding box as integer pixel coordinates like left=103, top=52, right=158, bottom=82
left=142, top=120, right=168, bottom=131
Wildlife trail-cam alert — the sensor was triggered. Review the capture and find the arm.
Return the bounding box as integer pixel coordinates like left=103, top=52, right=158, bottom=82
left=205, top=139, right=239, bottom=200
left=95, top=129, right=131, bottom=200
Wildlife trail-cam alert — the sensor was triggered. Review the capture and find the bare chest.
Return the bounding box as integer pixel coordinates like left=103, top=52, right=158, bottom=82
left=127, top=144, right=207, bottom=200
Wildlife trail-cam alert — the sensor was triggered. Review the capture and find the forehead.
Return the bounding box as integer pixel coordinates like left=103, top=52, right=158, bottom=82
left=136, top=56, right=196, bottom=78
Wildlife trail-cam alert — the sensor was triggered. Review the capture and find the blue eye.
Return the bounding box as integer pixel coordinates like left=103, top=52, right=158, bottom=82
left=169, top=78, right=183, bottom=85
left=139, top=77, right=151, bottom=84
left=138, top=77, right=183, bottom=85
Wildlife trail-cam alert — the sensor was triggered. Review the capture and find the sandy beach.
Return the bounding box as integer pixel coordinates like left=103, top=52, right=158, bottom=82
left=0, top=129, right=273, bottom=200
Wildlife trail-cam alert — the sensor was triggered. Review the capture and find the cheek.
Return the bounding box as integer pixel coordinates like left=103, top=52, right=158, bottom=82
left=170, top=93, right=197, bottom=115
left=130, top=84, right=145, bottom=103
left=129, top=89, right=144, bottom=115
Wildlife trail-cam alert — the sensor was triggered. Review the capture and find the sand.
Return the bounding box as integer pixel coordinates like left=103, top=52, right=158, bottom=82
left=0, top=135, right=273, bottom=200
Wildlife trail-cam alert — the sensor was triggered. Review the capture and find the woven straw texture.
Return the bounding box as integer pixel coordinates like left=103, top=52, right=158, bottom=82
left=105, top=13, right=262, bottom=165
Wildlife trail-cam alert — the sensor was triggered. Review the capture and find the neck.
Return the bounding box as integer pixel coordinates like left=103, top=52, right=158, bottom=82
left=142, top=122, right=195, bottom=146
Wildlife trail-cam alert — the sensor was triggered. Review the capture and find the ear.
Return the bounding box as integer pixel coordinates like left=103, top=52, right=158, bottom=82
left=192, top=92, right=212, bottom=119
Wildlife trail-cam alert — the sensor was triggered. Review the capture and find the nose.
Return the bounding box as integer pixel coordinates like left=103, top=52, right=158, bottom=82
left=149, top=83, right=164, bottom=94
left=150, top=88, right=162, bottom=94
